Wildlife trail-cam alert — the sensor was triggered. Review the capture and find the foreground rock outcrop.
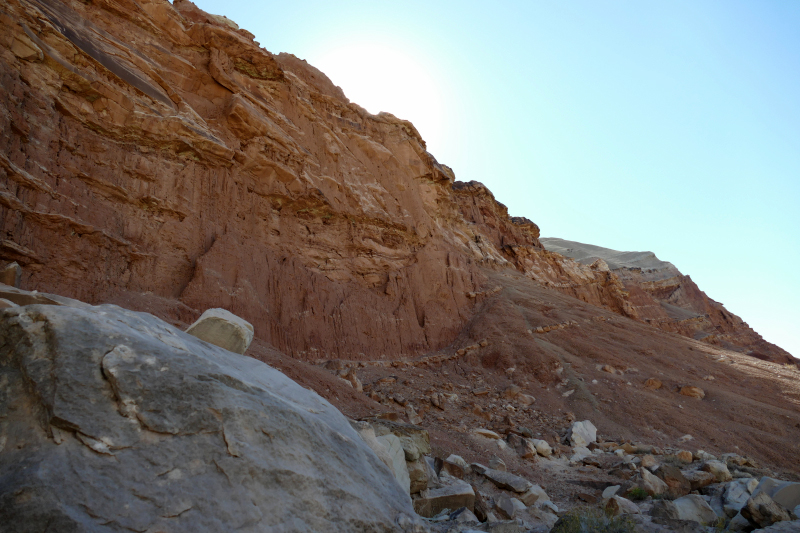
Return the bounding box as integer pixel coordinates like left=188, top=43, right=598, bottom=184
left=0, top=301, right=422, bottom=532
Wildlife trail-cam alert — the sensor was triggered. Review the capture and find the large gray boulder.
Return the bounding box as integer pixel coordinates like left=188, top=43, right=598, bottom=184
left=0, top=303, right=423, bottom=532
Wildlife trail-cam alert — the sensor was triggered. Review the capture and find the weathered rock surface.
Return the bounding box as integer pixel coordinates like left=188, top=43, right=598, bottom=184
left=641, top=467, right=669, bottom=496
left=0, top=303, right=421, bottom=532
left=377, top=433, right=412, bottom=495
left=651, top=495, right=718, bottom=524
left=753, top=478, right=800, bottom=512
left=742, top=492, right=792, bottom=528
left=702, top=460, right=733, bottom=483
left=481, top=469, right=532, bottom=493
left=606, top=495, right=641, bottom=516
left=655, top=464, right=691, bottom=499
left=413, top=479, right=475, bottom=518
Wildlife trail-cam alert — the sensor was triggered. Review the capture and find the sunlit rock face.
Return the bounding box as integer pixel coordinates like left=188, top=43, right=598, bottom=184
left=541, top=238, right=793, bottom=363
left=0, top=0, right=789, bottom=363
left=0, top=0, right=495, bottom=360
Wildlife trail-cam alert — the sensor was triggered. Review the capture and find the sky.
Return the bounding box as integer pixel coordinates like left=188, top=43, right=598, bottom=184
left=192, top=0, right=800, bottom=358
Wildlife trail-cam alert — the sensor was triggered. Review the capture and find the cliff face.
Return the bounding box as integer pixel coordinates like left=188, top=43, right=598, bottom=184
left=0, top=0, right=791, bottom=364
left=0, top=0, right=499, bottom=360
left=540, top=238, right=793, bottom=363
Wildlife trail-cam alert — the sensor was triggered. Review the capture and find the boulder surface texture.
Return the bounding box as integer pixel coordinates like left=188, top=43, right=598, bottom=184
left=0, top=304, right=421, bottom=532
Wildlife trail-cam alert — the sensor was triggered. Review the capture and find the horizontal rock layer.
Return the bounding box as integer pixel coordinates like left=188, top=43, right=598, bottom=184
left=0, top=0, right=790, bottom=364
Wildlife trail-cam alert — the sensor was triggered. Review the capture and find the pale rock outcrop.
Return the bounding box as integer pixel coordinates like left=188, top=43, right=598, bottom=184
left=0, top=303, right=421, bottom=532
left=566, top=420, right=597, bottom=447
left=185, top=307, right=254, bottom=354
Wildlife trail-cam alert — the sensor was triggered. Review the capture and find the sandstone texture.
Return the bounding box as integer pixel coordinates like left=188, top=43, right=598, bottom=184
left=0, top=0, right=790, bottom=369
left=2, top=0, right=800, bottom=530
left=0, top=302, right=421, bottom=531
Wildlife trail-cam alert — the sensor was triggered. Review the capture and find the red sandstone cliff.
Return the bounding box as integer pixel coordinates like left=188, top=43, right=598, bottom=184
left=0, top=0, right=792, bottom=364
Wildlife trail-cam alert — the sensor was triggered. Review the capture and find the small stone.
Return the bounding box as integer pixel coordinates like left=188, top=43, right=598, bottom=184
left=640, top=467, right=669, bottom=496
left=472, top=428, right=500, bottom=439
left=605, top=495, right=641, bottom=516
left=602, top=485, right=621, bottom=499
left=641, top=454, right=658, bottom=469
left=408, top=459, right=428, bottom=494
left=185, top=308, right=254, bottom=354
left=517, top=439, right=538, bottom=460
left=488, top=455, right=506, bottom=471
left=684, top=470, right=716, bottom=491
left=652, top=495, right=718, bottom=524
left=517, top=393, right=536, bottom=406
left=676, top=450, right=693, bottom=463
left=532, top=439, right=552, bottom=458
left=519, top=485, right=549, bottom=506
left=495, top=495, right=517, bottom=519
left=481, top=469, right=532, bottom=493
left=680, top=386, right=705, bottom=399
left=701, top=460, right=733, bottom=483
left=655, top=465, right=691, bottom=499
left=443, top=454, right=469, bottom=479
left=644, top=378, right=662, bottom=390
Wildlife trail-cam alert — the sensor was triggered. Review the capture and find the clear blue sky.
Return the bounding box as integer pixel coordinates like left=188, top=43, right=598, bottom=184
left=191, top=0, right=800, bottom=358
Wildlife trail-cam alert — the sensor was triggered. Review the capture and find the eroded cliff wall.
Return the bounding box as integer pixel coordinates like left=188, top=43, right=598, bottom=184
left=0, top=0, right=791, bottom=364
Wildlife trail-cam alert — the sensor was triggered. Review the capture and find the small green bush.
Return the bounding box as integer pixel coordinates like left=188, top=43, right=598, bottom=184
left=626, top=487, right=648, bottom=501
left=550, top=507, right=637, bottom=533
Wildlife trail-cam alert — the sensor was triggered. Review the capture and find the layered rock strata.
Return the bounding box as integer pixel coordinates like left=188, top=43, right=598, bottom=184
left=0, top=0, right=790, bottom=364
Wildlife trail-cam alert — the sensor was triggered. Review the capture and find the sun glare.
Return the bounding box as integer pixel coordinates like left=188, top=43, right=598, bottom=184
left=312, top=44, right=445, bottom=151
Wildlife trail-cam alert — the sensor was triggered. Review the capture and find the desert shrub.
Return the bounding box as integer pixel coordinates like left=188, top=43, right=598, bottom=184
left=626, top=487, right=648, bottom=501
left=550, top=507, right=637, bottom=533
